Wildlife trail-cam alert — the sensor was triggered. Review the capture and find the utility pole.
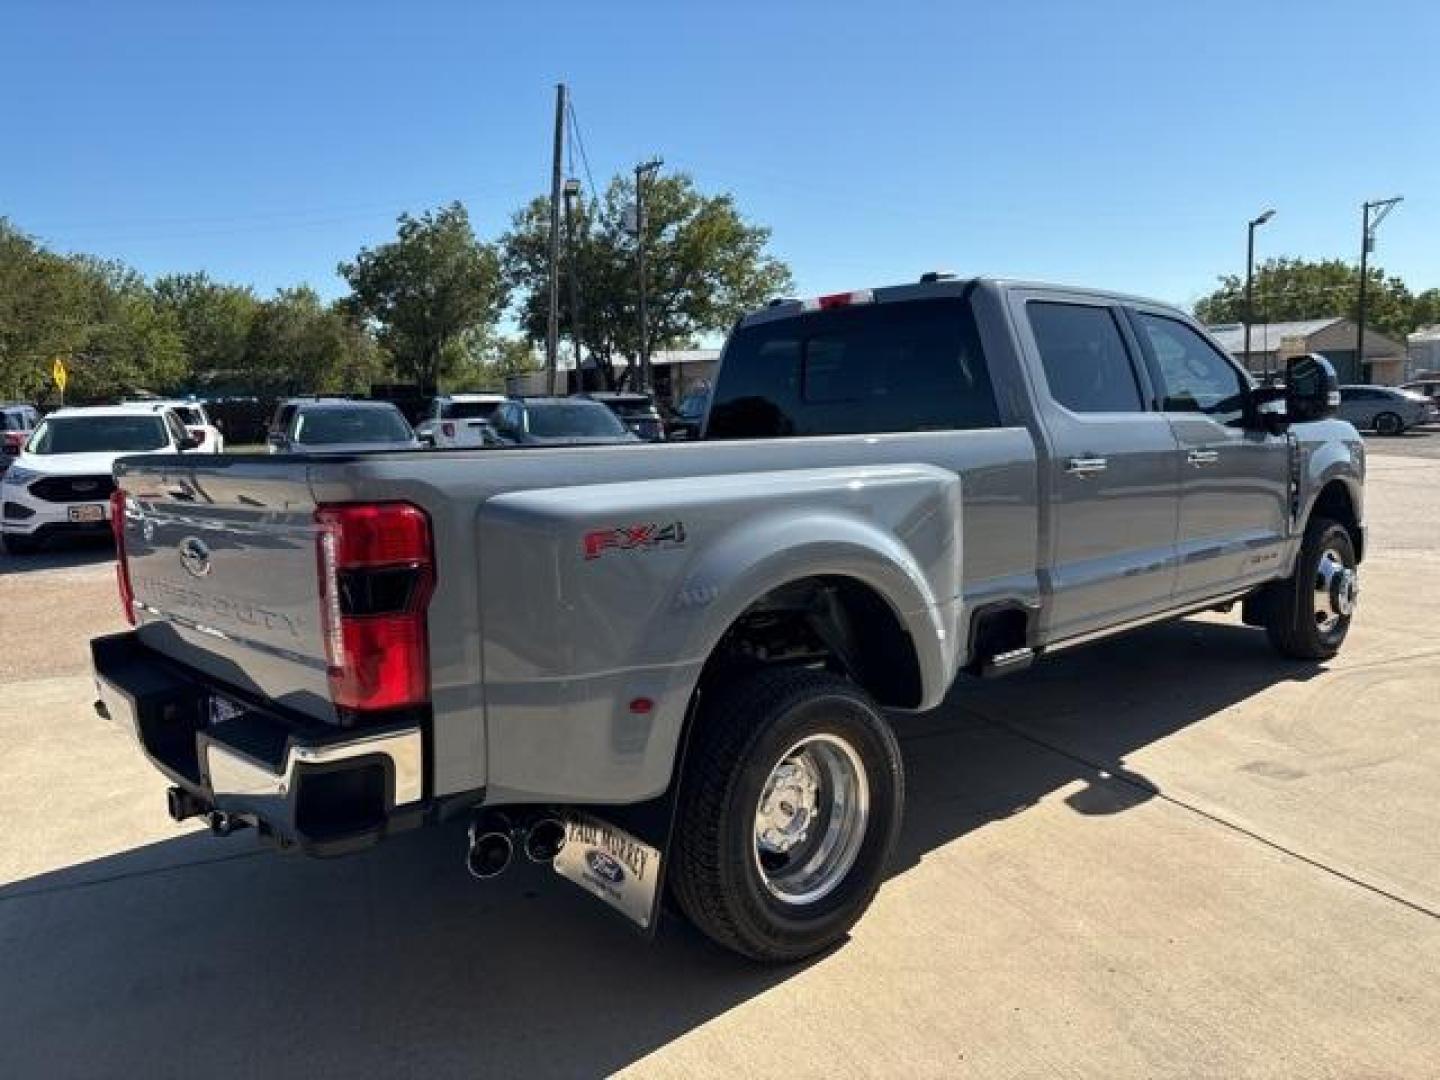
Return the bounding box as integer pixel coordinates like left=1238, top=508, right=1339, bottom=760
left=545, top=83, right=567, bottom=396
left=1244, top=208, right=1275, bottom=380
left=563, top=177, right=584, bottom=386
left=633, top=157, right=663, bottom=393
left=1356, top=196, right=1402, bottom=383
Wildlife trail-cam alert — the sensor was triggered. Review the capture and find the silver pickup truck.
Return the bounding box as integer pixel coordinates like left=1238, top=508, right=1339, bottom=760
left=91, top=276, right=1364, bottom=961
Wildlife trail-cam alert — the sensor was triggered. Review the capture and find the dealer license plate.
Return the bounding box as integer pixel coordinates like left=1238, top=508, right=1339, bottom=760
left=69, top=504, right=105, bottom=523
left=553, top=812, right=662, bottom=929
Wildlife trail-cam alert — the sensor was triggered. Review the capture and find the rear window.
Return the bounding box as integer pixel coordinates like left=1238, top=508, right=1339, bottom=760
left=598, top=397, right=655, bottom=418
left=706, top=298, right=999, bottom=439
left=173, top=406, right=204, bottom=426
left=294, top=407, right=412, bottom=445
left=526, top=400, right=628, bottom=437
left=442, top=400, right=500, bottom=420
left=29, top=415, right=169, bottom=454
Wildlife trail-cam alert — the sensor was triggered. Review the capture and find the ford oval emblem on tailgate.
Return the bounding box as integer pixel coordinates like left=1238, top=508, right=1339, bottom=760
left=178, top=536, right=212, bottom=578
left=585, top=850, right=626, bottom=884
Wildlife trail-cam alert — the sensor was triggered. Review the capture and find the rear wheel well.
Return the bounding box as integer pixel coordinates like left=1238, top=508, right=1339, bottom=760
left=1311, top=480, right=1362, bottom=560
left=698, top=576, right=924, bottom=709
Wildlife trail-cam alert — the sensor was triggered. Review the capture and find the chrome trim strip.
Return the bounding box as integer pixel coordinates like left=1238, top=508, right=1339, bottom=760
left=207, top=727, right=423, bottom=806
left=1046, top=589, right=1252, bottom=653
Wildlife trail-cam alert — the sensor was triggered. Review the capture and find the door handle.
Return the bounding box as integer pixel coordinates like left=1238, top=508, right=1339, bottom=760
left=1187, top=449, right=1220, bottom=466
left=1065, top=456, right=1108, bottom=476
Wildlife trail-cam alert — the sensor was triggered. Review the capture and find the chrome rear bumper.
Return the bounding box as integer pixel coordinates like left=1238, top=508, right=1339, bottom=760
left=92, top=630, right=426, bottom=855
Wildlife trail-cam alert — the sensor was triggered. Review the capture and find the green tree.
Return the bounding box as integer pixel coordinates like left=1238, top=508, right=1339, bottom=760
left=338, top=203, right=506, bottom=394
left=153, top=272, right=259, bottom=381
left=500, top=172, right=792, bottom=390
left=0, top=220, right=91, bottom=401
left=66, top=256, right=187, bottom=399
left=244, top=287, right=383, bottom=395
left=1411, top=288, right=1440, bottom=332
left=1194, top=257, right=1417, bottom=342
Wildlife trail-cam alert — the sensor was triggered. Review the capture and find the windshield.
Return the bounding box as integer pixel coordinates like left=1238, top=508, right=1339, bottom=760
left=442, top=400, right=500, bottom=420
left=527, top=400, right=628, bottom=438
left=295, top=407, right=412, bottom=445
left=28, top=415, right=169, bottom=454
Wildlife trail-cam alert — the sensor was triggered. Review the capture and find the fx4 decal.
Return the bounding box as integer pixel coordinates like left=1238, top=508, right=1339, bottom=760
left=583, top=521, right=687, bottom=560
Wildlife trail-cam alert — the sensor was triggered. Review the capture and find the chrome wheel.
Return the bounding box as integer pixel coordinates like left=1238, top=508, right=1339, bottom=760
left=1313, top=546, right=1357, bottom=637
left=753, top=733, right=870, bottom=906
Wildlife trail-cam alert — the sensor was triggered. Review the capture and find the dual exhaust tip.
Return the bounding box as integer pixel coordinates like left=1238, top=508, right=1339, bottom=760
left=466, top=811, right=567, bottom=880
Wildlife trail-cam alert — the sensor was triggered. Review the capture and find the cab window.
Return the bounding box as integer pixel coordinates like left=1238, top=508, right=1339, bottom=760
left=1027, top=301, right=1145, bottom=413
left=1134, top=313, right=1249, bottom=427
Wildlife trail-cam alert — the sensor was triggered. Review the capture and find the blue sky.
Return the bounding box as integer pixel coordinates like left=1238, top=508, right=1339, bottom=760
left=3, top=0, right=1436, bottom=312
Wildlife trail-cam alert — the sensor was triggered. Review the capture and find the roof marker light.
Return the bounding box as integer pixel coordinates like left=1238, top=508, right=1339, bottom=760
left=801, top=289, right=875, bottom=312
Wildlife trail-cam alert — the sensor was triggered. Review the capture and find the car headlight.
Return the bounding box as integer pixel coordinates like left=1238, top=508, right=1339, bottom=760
left=2, top=464, right=41, bottom=486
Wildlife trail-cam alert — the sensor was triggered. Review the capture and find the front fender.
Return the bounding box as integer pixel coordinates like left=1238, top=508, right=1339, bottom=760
left=1294, top=421, right=1366, bottom=564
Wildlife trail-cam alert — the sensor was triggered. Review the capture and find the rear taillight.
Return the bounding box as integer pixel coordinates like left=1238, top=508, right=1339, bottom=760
left=441, top=422, right=456, bottom=438
left=110, top=489, right=136, bottom=626
left=315, top=503, right=435, bottom=713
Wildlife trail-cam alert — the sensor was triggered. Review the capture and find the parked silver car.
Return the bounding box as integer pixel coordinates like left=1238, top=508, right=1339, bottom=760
left=1337, top=384, right=1433, bottom=435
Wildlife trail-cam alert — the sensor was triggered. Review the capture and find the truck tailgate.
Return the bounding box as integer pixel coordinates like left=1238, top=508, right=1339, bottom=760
left=115, top=457, right=335, bottom=721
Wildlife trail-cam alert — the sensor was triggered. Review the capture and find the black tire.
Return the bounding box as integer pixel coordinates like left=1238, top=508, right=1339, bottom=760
left=670, top=667, right=903, bottom=962
left=1263, top=516, right=1357, bottom=660
left=1374, top=412, right=1404, bottom=436
left=3, top=534, right=39, bottom=555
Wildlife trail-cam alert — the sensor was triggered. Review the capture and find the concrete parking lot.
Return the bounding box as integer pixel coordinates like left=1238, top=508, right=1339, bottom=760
left=1, top=435, right=1437, bottom=1078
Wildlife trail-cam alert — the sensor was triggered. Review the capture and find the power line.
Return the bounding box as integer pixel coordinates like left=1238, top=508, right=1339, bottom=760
left=566, top=98, right=600, bottom=199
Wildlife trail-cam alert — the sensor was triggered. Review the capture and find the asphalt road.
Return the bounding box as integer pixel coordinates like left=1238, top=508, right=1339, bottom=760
left=0, top=445, right=1437, bottom=1078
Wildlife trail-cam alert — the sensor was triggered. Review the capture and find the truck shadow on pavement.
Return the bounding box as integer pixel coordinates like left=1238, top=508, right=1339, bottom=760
left=0, top=618, right=1321, bottom=1077
left=0, top=535, right=114, bottom=575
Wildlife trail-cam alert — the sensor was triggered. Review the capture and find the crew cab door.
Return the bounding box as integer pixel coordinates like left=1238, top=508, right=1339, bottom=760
left=1014, top=293, right=1181, bottom=641
left=1126, top=308, right=1291, bottom=599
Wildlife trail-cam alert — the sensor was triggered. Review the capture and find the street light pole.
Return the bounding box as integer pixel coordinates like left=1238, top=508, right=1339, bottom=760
left=1357, top=196, right=1402, bottom=384
left=633, top=158, right=663, bottom=393
left=1244, top=208, right=1275, bottom=380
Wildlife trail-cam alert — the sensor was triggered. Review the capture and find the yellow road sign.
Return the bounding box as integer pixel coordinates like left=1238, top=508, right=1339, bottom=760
left=52, top=358, right=68, bottom=393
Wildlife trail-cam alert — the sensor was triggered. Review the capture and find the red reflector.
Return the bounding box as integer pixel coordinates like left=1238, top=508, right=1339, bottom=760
left=817, top=292, right=853, bottom=309
left=329, top=615, right=430, bottom=711
left=110, top=489, right=135, bottom=626
left=628, top=697, right=654, bottom=715
left=442, top=422, right=455, bottom=437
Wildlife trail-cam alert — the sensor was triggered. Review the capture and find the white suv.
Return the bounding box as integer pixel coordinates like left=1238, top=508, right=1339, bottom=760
left=130, top=399, right=225, bottom=453
left=1, top=404, right=201, bottom=554
left=414, top=393, right=506, bottom=448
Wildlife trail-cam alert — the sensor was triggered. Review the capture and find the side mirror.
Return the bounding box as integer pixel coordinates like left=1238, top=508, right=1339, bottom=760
left=1286, top=354, right=1340, bottom=423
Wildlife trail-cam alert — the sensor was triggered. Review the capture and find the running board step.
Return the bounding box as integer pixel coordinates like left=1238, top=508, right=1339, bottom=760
left=979, top=647, right=1036, bottom=679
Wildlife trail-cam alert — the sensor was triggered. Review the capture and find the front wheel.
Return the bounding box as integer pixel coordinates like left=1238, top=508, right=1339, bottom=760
left=1262, top=516, right=1358, bottom=660
left=1374, top=411, right=1404, bottom=436
left=670, top=668, right=903, bottom=962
